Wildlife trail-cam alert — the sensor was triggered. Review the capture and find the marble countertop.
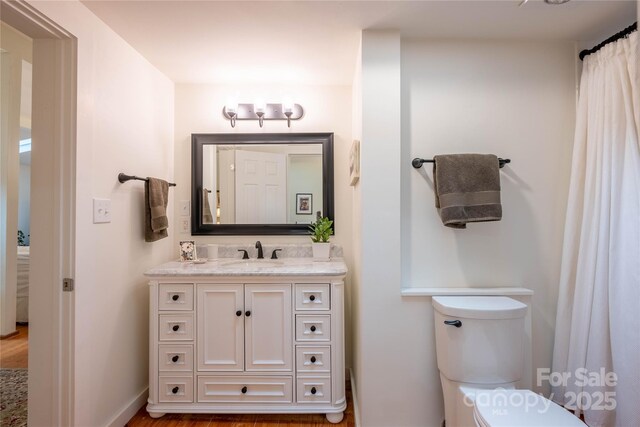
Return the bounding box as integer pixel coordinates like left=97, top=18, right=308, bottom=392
left=145, top=257, right=348, bottom=277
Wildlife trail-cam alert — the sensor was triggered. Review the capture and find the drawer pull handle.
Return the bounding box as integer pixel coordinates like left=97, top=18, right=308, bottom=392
left=309, top=295, right=316, bottom=301
left=171, top=386, right=179, bottom=394
left=172, top=325, right=180, bottom=332
left=171, top=355, right=179, bottom=363
left=236, top=310, right=242, bottom=317
left=310, top=356, right=317, bottom=363
left=172, top=294, right=179, bottom=301
left=241, top=386, right=248, bottom=394
left=311, top=387, right=317, bottom=395
left=310, top=325, right=316, bottom=332
left=245, top=311, right=251, bottom=317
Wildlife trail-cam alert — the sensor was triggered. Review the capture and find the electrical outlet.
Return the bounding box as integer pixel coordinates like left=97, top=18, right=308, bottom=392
left=181, top=217, right=190, bottom=233
left=180, top=200, right=190, bottom=216
left=93, top=198, right=111, bottom=223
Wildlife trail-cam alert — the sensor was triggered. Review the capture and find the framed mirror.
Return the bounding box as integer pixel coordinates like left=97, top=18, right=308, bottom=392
left=191, top=133, right=334, bottom=235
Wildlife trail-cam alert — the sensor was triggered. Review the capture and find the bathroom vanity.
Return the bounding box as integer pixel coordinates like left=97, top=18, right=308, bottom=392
left=145, top=255, right=347, bottom=423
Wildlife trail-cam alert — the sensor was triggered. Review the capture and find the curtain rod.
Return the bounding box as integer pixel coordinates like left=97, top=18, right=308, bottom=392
left=579, top=22, right=637, bottom=61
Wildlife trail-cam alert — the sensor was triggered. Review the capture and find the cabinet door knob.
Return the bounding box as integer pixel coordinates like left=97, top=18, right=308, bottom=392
left=172, top=294, right=179, bottom=301
left=245, top=311, right=251, bottom=317
left=311, top=387, right=317, bottom=395
left=241, top=386, right=248, bottom=394
left=171, top=355, right=179, bottom=363
left=172, top=324, right=180, bottom=332
left=310, top=356, right=317, bottom=363
left=309, top=295, right=316, bottom=301
left=236, top=310, right=242, bottom=317
left=310, top=325, right=316, bottom=332
left=172, top=386, right=179, bottom=394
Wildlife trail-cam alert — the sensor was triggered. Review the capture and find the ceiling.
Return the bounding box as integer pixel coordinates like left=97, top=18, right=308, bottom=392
left=81, top=0, right=636, bottom=85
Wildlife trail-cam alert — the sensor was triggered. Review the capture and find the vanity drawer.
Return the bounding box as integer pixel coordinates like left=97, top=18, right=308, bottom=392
left=197, top=375, right=293, bottom=403
left=158, top=375, right=194, bottom=403
left=295, top=284, right=330, bottom=311
left=296, top=346, right=331, bottom=373
left=296, top=376, right=331, bottom=403
left=296, top=315, right=331, bottom=342
left=159, top=313, right=194, bottom=341
left=159, top=344, right=193, bottom=372
left=158, top=284, right=194, bottom=311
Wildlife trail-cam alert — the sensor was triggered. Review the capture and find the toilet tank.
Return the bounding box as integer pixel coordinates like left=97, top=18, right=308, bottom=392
left=432, top=296, right=527, bottom=384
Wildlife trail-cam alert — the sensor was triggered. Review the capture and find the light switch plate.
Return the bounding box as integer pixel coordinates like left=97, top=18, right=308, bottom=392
left=93, top=198, right=111, bottom=223
left=180, top=200, right=190, bottom=216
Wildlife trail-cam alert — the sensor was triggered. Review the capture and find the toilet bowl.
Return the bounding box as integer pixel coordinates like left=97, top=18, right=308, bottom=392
left=432, top=296, right=585, bottom=427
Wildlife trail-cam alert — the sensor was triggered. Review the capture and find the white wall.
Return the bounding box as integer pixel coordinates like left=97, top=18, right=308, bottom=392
left=27, top=1, right=175, bottom=425
left=0, top=21, right=32, bottom=337
left=353, top=32, right=576, bottom=427
left=173, top=83, right=354, bottom=365
left=287, top=154, right=322, bottom=223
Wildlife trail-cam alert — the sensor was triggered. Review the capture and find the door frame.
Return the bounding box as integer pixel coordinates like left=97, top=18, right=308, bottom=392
left=0, top=1, right=76, bottom=425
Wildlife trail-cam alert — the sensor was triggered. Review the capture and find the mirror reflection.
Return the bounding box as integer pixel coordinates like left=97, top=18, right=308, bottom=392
left=202, top=144, right=324, bottom=225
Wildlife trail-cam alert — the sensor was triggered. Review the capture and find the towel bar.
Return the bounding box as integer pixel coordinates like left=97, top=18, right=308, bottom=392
left=118, top=173, right=177, bottom=187
left=412, top=157, right=511, bottom=169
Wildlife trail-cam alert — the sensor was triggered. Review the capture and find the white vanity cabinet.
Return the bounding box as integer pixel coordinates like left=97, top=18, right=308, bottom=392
left=146, top=261, right=347, bottom=423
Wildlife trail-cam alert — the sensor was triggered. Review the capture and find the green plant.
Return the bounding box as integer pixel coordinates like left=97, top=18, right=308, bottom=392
left=309, top=217, right=333, bottom=243
left=17, top=230, right=28, bottom=246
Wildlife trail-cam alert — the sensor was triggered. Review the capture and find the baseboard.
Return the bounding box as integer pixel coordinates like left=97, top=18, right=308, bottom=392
left=350, top=368, right=361, bottom=427
left=107, top=387, right=148, bottom=427
left=0, top=330, right=19, bottom=340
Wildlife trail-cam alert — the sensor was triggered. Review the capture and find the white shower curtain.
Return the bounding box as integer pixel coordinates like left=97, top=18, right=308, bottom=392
left=551, top=31, right=639, bottom=427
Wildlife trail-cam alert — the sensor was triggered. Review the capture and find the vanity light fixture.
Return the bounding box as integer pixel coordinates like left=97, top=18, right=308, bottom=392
left=222, top=101, right=304, bottom=128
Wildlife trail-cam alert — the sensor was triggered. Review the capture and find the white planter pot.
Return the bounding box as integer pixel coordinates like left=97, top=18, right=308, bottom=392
left=312, top=242, right=331, bottom=261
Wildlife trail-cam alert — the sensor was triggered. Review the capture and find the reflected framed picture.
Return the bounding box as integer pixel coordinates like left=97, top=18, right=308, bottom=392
left=296, top=193, right=313, bottom=215
left=349, top=139, right=360, bottom=186
left=179, top=240, right=197, bottom=261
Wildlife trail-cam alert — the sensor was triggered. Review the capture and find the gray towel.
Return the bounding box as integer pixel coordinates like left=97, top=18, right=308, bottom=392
left=145, top=177, right=169, bottom=242
left=433, top=154, right=502, bottom=229
left=203, top=188, right=214, bottom=224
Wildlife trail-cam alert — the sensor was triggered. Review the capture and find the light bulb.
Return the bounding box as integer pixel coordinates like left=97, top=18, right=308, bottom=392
left=254, top=99, right=266, bottom=114
left=282, top=98, right=294, bottom=113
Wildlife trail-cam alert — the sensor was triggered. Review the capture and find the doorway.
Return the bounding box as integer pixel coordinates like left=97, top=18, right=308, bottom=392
left=0, top=1, right=76, bottom=425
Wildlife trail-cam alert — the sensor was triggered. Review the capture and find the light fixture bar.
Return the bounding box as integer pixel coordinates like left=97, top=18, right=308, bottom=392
left=223, top=103, right=304, bottom=122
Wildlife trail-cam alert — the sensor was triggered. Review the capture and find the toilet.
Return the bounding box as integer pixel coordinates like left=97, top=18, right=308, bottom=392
left=432, top=296, right=585, bottom=427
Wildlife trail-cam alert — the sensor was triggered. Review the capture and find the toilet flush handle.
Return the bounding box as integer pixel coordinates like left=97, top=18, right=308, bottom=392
left=444, top=319, right=462, bottom=328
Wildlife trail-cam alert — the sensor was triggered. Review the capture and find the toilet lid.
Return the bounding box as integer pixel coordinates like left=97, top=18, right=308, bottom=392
left=473, top=390, right=585, bottom=427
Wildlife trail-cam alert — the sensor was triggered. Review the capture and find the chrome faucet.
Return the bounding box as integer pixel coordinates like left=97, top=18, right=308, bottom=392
left=255, top=241, right=264, bottom=259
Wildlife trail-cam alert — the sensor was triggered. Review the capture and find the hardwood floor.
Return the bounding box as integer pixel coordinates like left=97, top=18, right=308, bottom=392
left=0, top=324, right=28, bottom=369
left=126, top=378, right=355, bottom=427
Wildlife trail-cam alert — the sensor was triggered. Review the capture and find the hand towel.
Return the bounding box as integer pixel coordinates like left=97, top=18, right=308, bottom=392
left=145, top=177, right=169, bottom=242
left=203, top=188, right=214, bottom=224
left=433, top=154, right=502, bottom=229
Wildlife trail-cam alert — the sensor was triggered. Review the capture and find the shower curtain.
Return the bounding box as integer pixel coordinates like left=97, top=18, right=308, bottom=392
left=551, top=32, right=639, bottom=427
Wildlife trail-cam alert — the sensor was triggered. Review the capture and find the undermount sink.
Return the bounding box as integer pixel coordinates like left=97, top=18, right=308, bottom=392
left=219, top=259, right=285, bottom=269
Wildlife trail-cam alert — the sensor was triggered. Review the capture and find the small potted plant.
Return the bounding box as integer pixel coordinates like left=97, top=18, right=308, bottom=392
left=309, top=217, right=333, bottom=260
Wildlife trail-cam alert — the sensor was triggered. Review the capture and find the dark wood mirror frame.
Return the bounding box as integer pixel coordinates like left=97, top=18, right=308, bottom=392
left=191, top=133, right=334, bottom=235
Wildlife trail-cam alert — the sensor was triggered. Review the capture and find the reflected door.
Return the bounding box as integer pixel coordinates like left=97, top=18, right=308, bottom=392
left=235, top=150, right=286, bottom=224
